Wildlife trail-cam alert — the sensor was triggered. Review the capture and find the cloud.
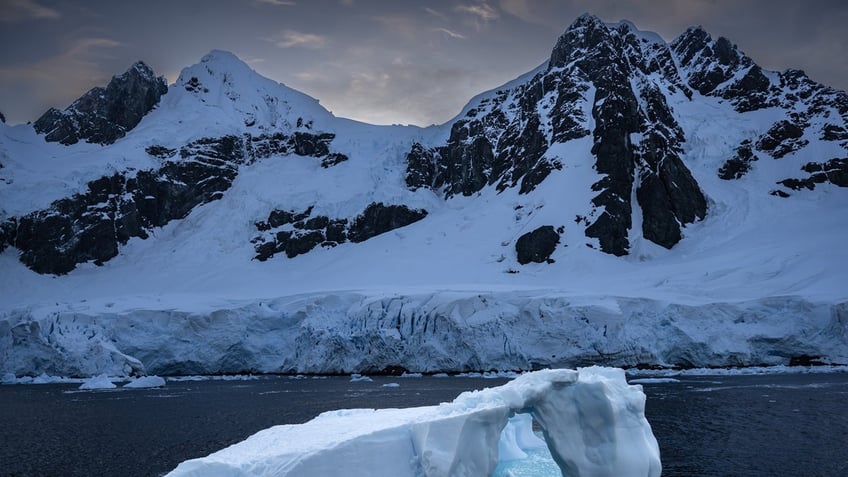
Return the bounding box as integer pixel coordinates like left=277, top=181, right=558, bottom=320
left=424, top=7, right=448, bottom=21
left=456, top=2, right=499, bottom=21
left=268, top=30, right=327, bottom=49
left=0, top=0, right=60, bottom=23
left=254, top=0, right=296, bottom=6
left=434, top=28, right=466, bottom=40
left=0, top=37, right=122, bottom=120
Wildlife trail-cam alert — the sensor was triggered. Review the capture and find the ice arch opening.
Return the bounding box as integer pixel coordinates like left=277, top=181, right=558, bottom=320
left=167, top=367, right=661, bottom=477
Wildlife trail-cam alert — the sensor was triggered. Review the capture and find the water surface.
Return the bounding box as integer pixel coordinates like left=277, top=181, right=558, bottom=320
left=1, top=372, right=846, bottom=476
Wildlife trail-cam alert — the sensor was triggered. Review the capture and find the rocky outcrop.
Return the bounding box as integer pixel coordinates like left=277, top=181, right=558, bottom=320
left=33, top=62, right=168, bottom=145
left=515, top=225, right=561, bottom=264
left=756, top=120, right=808, bottom=158
left=406, top=16, right=707, bottom=257
left=2, top=129, right=349, bottom=274
left=4, top=136, right=245, bottom=274
left=246, top=131, right=348, bottom=166
left=253, top=203, right=427, bottom=261
left=778, top=158, right=848, bottom=192
left=719, top=140, right=758, bottom=180
left=553, top=16, right=706, bottom=255
left=0, top=110, right=5, bottom=123
left=671, top=28, right=779, bottom=112
left=404, top=49, right=590, bottom=197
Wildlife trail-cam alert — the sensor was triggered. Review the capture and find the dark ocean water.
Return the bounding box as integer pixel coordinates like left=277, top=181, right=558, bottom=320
left=1, top=372, right=846, bottom=476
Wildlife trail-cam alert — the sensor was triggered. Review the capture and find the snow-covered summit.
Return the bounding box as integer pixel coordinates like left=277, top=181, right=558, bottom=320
left=162, top=49, right=336, bottom=135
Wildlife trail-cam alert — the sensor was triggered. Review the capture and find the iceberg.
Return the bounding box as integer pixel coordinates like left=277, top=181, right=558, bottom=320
left=123, top=375, right=166, bottom=388
left=167, top=367, right=661, bottom=477
left=78, top=374, right=116, bottom=390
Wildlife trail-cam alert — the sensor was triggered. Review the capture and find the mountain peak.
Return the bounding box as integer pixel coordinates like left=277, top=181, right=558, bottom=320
left=549, top=13, right=613, bottom=68
left=200, top=49, right=250, bottom=68
left=129, top=60, right=157, bottom=79
left=33, top=60, right=168, bottom=145
left=170, top=49, right=334, bottom=133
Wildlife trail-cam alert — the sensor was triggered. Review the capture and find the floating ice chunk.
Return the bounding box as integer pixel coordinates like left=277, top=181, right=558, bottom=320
left=350, top=374, right=373, bottom=382
left=79, top=374, right=116, bottom=390
left=382, top=382, right=400, bottom=388
left=123, top=376, right=166, bottom=388
left=167, top=367, right=661, bottom=477
left=2, top=373, right=17, bottom=384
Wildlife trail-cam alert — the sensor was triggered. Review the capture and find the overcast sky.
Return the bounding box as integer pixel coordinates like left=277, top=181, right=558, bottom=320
left=1, top=0, right=846, bottom=126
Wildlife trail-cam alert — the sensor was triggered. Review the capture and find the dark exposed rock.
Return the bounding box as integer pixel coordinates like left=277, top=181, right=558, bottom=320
left=756, top=120, right=807, bottom=158
left=245, top=131, right=348, bottom=166
left=284, top=231, right=325, bottom=258
left=404, top=24, right=591, bottom=198
left=0, top=110, right=5, bottom=123
left=770, top=189, right=791, bottom=198
left=404, top=15, right=707, bottom=257
left=33, top=61, right=168, bottom=145
left=145, top=145, right=177, bottom=159
left=778, top=158, right=848, bottom=191
left=515, top=225, right=560, bottom=264
left=822, top=124, right=848, bottom=142
left=184, top=76, right=208, bottom=94
left=348, top=203, right=428, bottom=243
left=672, top=29, right=751, bottom=97
left=252, top=203, right=427, bottom=261
left=719, top=140, right=757, bottom=180
left=405, top=143, right=437, bottom=190
left=3, top=136, right=246, bottom=274
left=720, top=66, right=779, bottom=112
left=321, top=153, right=348, bottom=168
left=325, top=219, right=348, bottom=243
left=303, top=216, right=329, bottom=230
left=292, top=132, right=333, bottom=157
left=671, top=28, right=781, bottom=112
left=637, top=143, right=707, bottom=248
left=551, top=16, right=707, bottom=255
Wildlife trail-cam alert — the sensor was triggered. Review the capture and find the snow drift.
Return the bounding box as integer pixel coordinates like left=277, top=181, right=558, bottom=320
left=166, top=367, right=661, bottom=477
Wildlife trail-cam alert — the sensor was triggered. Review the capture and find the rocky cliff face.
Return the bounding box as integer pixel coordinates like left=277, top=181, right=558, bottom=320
left=33, top=62, right=167, bottom=145
left=408, top=15, right=708, bottom=256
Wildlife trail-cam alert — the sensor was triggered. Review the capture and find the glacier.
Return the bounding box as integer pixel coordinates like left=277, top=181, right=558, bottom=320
left=1, top=291, right=846, bottom=378
left=166, top=367, right=661, bottom=477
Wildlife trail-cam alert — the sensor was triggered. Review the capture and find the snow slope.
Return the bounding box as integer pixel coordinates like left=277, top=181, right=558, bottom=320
left=1, top=18, right=847, bottom=378
left=166, top=368, right=661, bottom=477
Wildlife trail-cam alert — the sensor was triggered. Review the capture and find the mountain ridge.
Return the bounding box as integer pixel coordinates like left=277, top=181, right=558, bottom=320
left=2, top=15, right=847, bottom=276
left=0, top=15, right=847, bottom=376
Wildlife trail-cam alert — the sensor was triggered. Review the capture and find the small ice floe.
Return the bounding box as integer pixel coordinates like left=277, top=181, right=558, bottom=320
left=79, top=374, right=117, bottom=390
left=123, top=376, right=166, bottom=388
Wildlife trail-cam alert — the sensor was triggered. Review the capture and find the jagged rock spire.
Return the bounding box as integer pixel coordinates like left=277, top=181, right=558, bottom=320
left=33, top=61, right=168, bottom=145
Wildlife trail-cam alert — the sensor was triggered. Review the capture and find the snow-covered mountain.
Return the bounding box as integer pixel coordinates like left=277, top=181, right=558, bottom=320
left=1, top=16, right=846, bottom=377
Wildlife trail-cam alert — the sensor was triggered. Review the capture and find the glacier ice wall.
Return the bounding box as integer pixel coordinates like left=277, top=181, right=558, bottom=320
left=1, top=292, right=846, bottom=377
left=166, top=367, right=661, bottom=477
